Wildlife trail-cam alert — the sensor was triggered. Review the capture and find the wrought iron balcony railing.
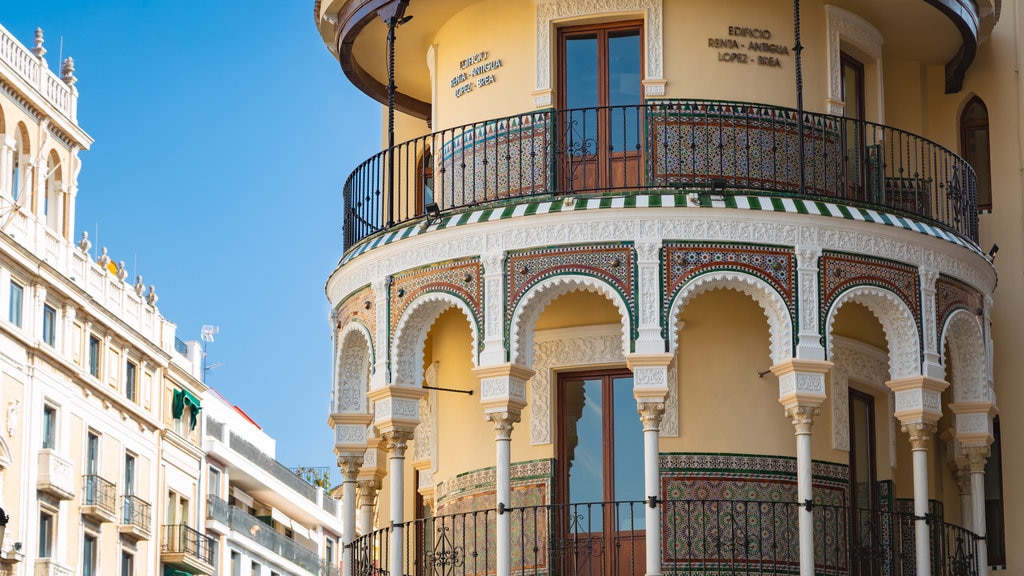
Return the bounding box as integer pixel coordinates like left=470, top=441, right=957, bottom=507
left=162, top=524, right=215, bottom=565
left=343, top=100, right=978, bottom=251
left=81, top=474, right=117, bottom=517
left=350, top=499, right=980, bottom=576
left=121, top=494, right=152, bottom=532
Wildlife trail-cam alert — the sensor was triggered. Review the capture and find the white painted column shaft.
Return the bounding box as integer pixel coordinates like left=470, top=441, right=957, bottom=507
left=497, top=434, right=511, bottom=576
left=644, top=426, right=662, bottom=576
left=796, top=427, right=814, bottom=576
left=342, top=479, right=357, bottom=576
left=971, top=470, right=988, bottom=576
left=389, top=449, right=405, bottom=576
left=912, top=447, right=931, bottom=575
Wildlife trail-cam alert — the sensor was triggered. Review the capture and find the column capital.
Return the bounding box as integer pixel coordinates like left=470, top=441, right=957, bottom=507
left=953, top=465, right=972, bottom=495
left=356, top=477, right=383, bottom=507
left=368, top=384, right=424, bottom=435
left=382, top=429, right=414, bottom=457
left=337, top=454, right=364, bottom=482
left=637, top=401, right=665, bottom=432
left=887, top=376, right=948, bottom=426
left=901, top=421, right=937, bottom=451
left=963, top=445, right=990, bottom=473
left=485, top=410, right=521, bottom=440
left=785, top=403, right=821, bottom=435
left=949, top=401, right=997, bottom=446
left=626, top=353, right=673, bottom=402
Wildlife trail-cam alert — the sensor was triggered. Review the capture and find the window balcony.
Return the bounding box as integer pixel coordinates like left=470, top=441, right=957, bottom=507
left=342, top=101, right=978, bottom=253
left=32, top=559, right=74, bottom=576
left=119, top=494, right=152, bottom=540
left=36, top=450, right=74, bottom=500
left=352, top=499, right=980, bottom=576
left=81, top=475, right=117, bottom=523
left=161, top=524, right=215, bottom=576
left=205, top=495, right=328, bottom=575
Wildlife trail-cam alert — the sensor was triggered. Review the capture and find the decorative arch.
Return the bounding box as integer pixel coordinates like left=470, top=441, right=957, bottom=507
left=667, top=271, right=793, bottom=365
left=959, top=95, right=991, bottom=210
left=941, top=309, right=989, bottom=403
left=509, top=274, right=631, bottom=367
left=831, top=338, right=897, bottom=467
left=392, top=292, right=480, bottom=388
left=825, top=285, right=921, bottom=380
left=334, top=321, right=375, bottom=415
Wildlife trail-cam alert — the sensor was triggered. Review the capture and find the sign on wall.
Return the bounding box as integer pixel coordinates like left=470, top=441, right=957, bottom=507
left=708, top=26, right=790, bottom=68
left=451, top=51, right=502, bottom=98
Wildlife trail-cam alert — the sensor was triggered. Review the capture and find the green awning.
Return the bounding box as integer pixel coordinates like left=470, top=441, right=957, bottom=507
left=163, top=568, right=192, bottom=576
left=171, top=389, right=203, bottom=430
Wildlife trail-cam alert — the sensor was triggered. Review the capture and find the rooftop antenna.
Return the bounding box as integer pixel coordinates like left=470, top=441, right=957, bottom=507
left=200, top=325, right=223, bottom=382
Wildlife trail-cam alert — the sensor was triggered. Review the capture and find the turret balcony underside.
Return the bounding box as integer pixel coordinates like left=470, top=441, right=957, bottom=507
left=351, top=499, right=979, bottom=576
left=343, top=100, right=978, bottom=253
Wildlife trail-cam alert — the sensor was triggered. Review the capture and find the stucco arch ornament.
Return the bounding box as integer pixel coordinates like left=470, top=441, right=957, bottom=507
left=667, top=271, right=794, bottom=366
left=510, top=274, right=632, bottom=367
left=825, top=286, right=921, bottom=381
left=334, top=322, right=374, bottom=415
left=941, top=309, right=990, bottom=403
left=391, top=292, right=481, bottom=387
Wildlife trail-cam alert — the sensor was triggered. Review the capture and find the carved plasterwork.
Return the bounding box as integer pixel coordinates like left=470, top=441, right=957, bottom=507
left=392, top=293, right=480, bottom=389
left=529, top=325, right=679, bottom=444
left=826, top=285, right=920, bottom=381
left=390, top=258, right=483, bottom=347
left=336, top=285, right=376, bottom=347
left=335, top=323, right=373, bottom=415
left=509, top=274, right=632, bottom=367
left=413, top=362, right=439, bottom=471
left=831, top=338, right=896, bottom=468
left=667, top=271, right=793, bottom=365
left=942, top=309, right=988, bottom=403
left=825, top=4, right=884, bottom=117
left=535, top=0, right=663, bottom=96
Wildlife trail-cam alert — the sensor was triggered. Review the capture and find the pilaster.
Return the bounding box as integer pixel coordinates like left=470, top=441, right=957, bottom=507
left=634, top=241, right=665, bottom=354
left=479, top=252, right=507, bottom=366
left=919, top=267, right=943, bottom=378
left=795, top=246, right=825, bottom=360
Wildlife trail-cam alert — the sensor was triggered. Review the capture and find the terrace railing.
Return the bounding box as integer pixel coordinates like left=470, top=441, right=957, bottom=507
left=350, top=499, right=980, bottom=576
left=343, top=100, right=978, bottom=251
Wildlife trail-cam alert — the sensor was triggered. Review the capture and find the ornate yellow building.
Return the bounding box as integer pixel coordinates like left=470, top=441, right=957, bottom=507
left=318, top=1, right=1015, bottom=575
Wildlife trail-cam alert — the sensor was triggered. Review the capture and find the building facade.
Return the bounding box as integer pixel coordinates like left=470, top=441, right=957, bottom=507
left=203, top=390, right=344, bottom=576
left=318, top=1, right=1016, bottom=575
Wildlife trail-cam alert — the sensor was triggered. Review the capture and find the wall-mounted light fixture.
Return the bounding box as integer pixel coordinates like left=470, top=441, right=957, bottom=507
left=424, top=202, right=442, bottom=225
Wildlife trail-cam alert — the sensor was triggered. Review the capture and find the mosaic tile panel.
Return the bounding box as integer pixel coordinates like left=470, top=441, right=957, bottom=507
left=660, top=453, right=849, bottom=575
left=663, top=242, right=795, bottom=337
left=506, top=243, right=636, bottom=337
left=335, top=285, right=375, bottom=340
left=647, top=101, right=844, bottom=196
left=820, top=252, right=920, bottom=328
left=935, top=274, right=983, bottom=343
left=439, top=113, right=551, bottom=206
left=434, top=460, right=554, bottom=575
left=389, top=258, right=483, bottom=342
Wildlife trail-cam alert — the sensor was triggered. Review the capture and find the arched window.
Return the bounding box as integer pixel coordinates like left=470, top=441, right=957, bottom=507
left=11, top=124, right=29, bottom=203
left=960, top=97, right=992, bottom=211
left=45, top=151, right=61, bottom=231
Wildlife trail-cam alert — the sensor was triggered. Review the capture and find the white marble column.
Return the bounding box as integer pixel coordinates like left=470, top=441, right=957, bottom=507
left=337, top=455, right=363, bottom=576
left=951, top=400, right=996, bottom=576
left=889, top=375, right=948, bottom=576
left=965, top=445, right=990, bottom=576
left=382, top=429, right=413, bottom=576
left=475, top=363, right=534, bottom=576
left=626, top=353, right=673, bottom=576
left=356, top=478, right=382, bottom=536
left=771, top=358, right=831, bottom=576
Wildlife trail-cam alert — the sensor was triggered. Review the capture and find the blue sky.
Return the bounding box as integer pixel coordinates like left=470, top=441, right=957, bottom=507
left=3, top=1, right=381, bottom=473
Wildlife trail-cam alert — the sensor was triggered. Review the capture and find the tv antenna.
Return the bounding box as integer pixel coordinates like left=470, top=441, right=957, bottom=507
left=201, top=325, right=223, bottom=382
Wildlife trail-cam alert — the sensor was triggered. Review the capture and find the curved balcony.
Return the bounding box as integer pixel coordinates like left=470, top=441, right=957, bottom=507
left=342, top=100, right=977, bottom=254
left=350, top=500, right=979, bottom=576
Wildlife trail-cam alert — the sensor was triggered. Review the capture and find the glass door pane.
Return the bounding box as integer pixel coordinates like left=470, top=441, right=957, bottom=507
left=564, top=376, right=605, bottom=531
left=612, top=376, right=643, bottom=530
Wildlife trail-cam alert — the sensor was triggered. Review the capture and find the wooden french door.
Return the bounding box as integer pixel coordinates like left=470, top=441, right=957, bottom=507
left=558, top=22, right=644, bottom=193
left=842, top=53, right=867, bottom=202
left=849, top=388, right=881, bottom=575
left=557, top=370, right=645, bottom=575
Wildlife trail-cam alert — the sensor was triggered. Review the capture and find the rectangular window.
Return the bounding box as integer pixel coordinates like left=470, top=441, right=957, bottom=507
left=209, top=467, right=222, bottom=499
left=86, top=431, right=99, bottom=475
left=42, top=304, right=56, bottom=347
left=88, top=335, right=101, bottom=377
left=8, top=281, right=22, bottom=327
left=231, top=551, right=241, bottom=576
left=39, top=511, right=54, bottom=557
left=125, top=360, right=137, bottom=402
left=42, top=405, right=56, bottom=449
left=251, top=561, right=261, bottom=576
left=124, top=453, right=136, bottom=495
left=120, top=551, right=134, bottom=576
left=987, top=416, right=1006, bottom=566
left=167, top=491, right=190, bottom=525
left=83, top=533, right=98, bottom=576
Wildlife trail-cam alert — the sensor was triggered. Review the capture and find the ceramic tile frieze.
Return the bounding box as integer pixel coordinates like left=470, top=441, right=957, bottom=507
left=389, top=257, right=483, bottom=340
left=820, top=252, right=920, bottom=329
left=935, top=274, right=983, bottom=344
left=335, top=285, right=375, bottom=342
